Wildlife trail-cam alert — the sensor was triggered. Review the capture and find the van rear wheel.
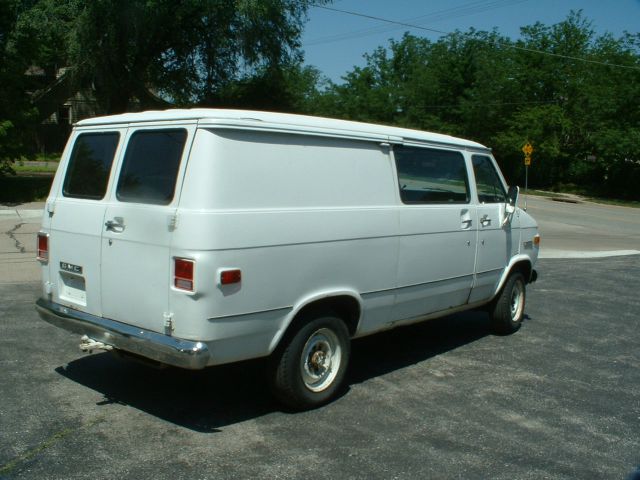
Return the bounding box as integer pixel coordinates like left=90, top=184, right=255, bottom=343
left=268, top=314, right=350, bottom=410
left=490, top=272, right=526, bottom=335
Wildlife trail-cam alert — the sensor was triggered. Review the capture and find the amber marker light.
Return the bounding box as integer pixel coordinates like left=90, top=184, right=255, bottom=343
left=220, top=269, right=242, bottom=285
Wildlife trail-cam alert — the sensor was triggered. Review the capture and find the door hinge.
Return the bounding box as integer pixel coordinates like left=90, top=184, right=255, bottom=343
left=167, top=214, right=178, bottom=232
left=163, top=312, right=174, bottom=335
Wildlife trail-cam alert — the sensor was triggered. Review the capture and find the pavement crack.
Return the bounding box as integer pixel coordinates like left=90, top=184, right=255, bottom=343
left=0, top=415, right=105, bottom=476
left=4, top=222, right=26, bottom=254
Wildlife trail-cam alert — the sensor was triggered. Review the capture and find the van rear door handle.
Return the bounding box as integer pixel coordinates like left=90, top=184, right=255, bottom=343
left=105, top=217, right=125, bottom=232
left=480, top=214, right=491, bottom=227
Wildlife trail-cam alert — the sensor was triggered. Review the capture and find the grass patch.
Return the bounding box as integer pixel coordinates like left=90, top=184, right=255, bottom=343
left=583, top=196, right=640, bottom=208
left=0, top=175, right=53, bottom=203
left=19, top=153, right=61, bottom=163
left=3, top=154, right=60, bottom=175
left=13, top=163, right=59, bottom=174
left=523, top=188, right=639, bottom=208
left=523, top=189, right=558, bottom=198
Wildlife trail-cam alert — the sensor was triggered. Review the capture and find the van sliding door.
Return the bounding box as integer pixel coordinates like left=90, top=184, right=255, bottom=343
left=101, top=124, right=195, bottom=334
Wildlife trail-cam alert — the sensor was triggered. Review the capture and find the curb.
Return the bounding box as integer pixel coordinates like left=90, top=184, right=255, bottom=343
left=551, top=197, right=581, bottom=204
left=0, top=209, right=43, bottom=221
left=539, top=249, right=640, bottom=259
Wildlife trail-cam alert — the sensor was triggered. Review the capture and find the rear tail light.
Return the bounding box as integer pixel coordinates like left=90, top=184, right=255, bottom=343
left=37, top=232, right=49, bottom=262
left=174, top=258, right=195, bottom=291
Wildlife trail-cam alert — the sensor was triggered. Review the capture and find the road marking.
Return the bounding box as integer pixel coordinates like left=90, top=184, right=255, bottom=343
left=540, top=249, right=640, bottom=259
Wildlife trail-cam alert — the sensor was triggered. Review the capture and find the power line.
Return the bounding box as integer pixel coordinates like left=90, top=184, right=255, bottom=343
left=311, top=4, right=640, bottom=71
left=306, top=0, right=528, bottom=46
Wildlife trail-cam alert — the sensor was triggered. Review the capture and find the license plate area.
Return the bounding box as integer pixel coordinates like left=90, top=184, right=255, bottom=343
left=59, top=272, right=87, bottom=306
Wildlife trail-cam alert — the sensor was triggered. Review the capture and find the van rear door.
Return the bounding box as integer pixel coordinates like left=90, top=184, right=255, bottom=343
left=48, top=129, right=124, bottom=316
left=100, top=125, right=194, bottom=334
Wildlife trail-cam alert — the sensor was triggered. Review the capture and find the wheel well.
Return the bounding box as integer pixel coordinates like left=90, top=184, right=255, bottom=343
left=292, top=296, right=360, bottom=337
left=510, top=260, right=532, bottom=283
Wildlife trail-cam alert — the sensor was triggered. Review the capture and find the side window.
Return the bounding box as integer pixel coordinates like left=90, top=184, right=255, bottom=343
left=62, top=132, right=119, bottom=200
left=116, top=129, right=187, bottom=205
left=394, top=146, right=470, bottom=204
left=472, top=155, right=507, bottom=203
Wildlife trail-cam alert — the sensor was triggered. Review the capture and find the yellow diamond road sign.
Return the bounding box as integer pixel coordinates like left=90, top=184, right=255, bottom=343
left=522, top=142, right=533, bottom=155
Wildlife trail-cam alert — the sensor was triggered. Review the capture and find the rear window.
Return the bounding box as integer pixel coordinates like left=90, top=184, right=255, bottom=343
left=62, top=132, right=120, bottom=200
left=116, top=129, right=187, bottom=205
left=395, top=146, right=470, bottom=204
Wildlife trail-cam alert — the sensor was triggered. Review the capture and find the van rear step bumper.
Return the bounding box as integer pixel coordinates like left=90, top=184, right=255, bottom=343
left=35, top=298, right=210, bottom=369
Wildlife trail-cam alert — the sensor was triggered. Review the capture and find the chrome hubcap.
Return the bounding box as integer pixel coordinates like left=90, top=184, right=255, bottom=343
left=300, top=328, right=342, bottom=392
left=510, top=280, right=524, bottom=321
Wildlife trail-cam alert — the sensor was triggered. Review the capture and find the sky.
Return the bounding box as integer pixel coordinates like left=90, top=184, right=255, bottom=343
left=301, top=0, right=640, bottom=82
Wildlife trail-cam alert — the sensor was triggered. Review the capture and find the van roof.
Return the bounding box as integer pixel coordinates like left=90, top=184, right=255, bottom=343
left=75, top=109, right=488, bottom=150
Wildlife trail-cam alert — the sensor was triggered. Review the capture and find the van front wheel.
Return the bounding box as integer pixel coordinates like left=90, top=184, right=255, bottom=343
left=268, top=314, right=350, bottom=410
left=490, top=272, right=526, bottom=335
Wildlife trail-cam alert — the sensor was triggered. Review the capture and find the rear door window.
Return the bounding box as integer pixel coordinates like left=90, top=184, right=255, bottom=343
left=62, top=132, right=120, bottom=200
left=395, top=146, right=470, bottom=204
left=116, top=129, right=187, bottom=205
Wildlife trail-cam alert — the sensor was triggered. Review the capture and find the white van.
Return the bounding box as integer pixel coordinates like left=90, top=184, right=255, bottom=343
left=36, top=109, right=539, bottom=409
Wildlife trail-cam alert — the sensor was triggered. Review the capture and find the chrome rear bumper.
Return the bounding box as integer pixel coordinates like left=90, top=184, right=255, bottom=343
left=35, top=298, right=210, bottom=369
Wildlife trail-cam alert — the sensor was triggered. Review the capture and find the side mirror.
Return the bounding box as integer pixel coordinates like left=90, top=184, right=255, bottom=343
left=506, top=185, right=519, bottom=213
left=503, top=186, right=519, bottom=226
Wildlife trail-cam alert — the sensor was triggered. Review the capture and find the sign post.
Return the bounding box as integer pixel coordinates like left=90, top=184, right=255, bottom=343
left=521, top=142, right=533, bottom=210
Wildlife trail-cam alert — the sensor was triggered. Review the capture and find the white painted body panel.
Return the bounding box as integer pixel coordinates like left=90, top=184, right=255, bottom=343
left=39, top=109, right=539, bottom=367
left=469, top=201, right=518, bottom=303
left=392, top=204, right=477, bottom=323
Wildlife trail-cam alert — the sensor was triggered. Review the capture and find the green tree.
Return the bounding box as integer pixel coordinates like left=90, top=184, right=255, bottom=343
left=492, top=105, right=572, bottom=187
left=0, top=0, right=325, bottom=174
left=217, top=63, right=326, bottom=113
left=0, top=0, right=78, bottom=171
left=68, top=0, right=321, bottom=113
left=0, top=0, right=34, bottom=170
left=313, top=11, right=640, bottom=199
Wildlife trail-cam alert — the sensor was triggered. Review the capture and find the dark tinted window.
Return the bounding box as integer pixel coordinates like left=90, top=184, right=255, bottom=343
left=116, top=129, right=187, bottom=205
left=63, top=133, right=119, bottom=199
left=395, top=146, right=470, bottom=204
left=472, top=155, right=507, bottom=203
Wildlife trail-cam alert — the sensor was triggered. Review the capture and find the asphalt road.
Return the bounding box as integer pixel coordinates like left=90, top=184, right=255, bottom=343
left=523, top=195, right=640, bottom=257
left=1, top=256, right=639, bottom=480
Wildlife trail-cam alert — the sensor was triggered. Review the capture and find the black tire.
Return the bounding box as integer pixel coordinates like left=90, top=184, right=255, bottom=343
left=490, top=272, right=526, bottom=335
left=268, top=313, right=351, bottom=410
